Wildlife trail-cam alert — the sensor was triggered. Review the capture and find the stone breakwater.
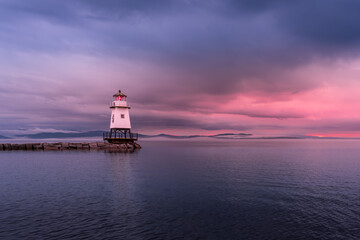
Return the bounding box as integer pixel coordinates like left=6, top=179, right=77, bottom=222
left=0, top=142, right=141, bottom=152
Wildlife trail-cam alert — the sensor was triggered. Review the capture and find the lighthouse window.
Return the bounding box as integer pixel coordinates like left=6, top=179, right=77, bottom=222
left=121, top=114, right=125, bottom=119
left=112, top=114, right=114, bottom=123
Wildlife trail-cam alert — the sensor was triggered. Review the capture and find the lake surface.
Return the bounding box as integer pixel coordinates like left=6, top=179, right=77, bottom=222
left=0, top=139, right=359, bottom=239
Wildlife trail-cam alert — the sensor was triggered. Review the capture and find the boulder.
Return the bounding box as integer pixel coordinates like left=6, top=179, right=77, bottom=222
left=98, top=142, right=110, bottom=150
left=89, top=142, right=98, bottom=149
left=43, top=143, right=61, bottom=150
left=33, top=144, right=43, bottom=150
left=118, top=143, right=127, bottom=150
left=82, top=143, right=90, bottom=150
left=126, top=143, right=134, bottom=151
left=18, top=144, right=26, bottom=150
left=68, top=143, right=77, bottom=149
left=106, top=144, right=119, bottom=149
left=61, top=142, right=69, bottom=150
left=103, top=143, right=124, bottom=151
left=3, top=144, right=11, bottom=150
left=0, top=141, right=141, bottom=151
left=25, top=144, right=33, bottom=150
left=11, top=144, right=19, bottom=150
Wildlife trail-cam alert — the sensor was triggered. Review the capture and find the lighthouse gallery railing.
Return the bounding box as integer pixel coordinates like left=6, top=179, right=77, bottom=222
left=103, top=132, right=138, bottom=140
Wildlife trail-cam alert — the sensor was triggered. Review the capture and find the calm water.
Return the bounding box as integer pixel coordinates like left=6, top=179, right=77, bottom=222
left=0, top=140, right=359, bottom=239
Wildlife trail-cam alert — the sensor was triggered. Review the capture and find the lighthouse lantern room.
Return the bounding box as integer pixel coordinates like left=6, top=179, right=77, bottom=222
left=103, top=90, right=138, bottom=143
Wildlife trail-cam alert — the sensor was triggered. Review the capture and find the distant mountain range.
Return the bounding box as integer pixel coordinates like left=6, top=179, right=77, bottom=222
left=7, top=131, right=346, bottom=140
left=15, top=131, right=104, bottom=139
left=14, top=131, right=253, bottom=139
left=139, top=133, right=253, bottom=139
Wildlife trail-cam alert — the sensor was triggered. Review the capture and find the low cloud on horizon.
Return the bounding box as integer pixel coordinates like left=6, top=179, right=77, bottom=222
left=1, top=0, right=360, bottom=137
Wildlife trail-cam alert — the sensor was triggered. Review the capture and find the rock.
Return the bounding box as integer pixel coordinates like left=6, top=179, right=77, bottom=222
left=33, top=144, right=43, bottom=150
left=118, top=143, right=127, bottom=150
left=11, top=144, right=19, bottom=150
left=98, top=142, right=110, bottom=150
left=89, top=142, right=98, bottom=149
left=25, top=144, right=33, bottom=150
left=54, top=143, right=65, bottom=149
left=3, top=144, right=11, bottom=150
left=105, top=143, right=128, bottom=152
left=61, top=142, right=69, bottom=150
left=0, top=141, right=141, bottom=152
left=107, top=144, right=119, bottom=149
left=82, top=143, right=90, bottom=150
left=126, top=143, right=134, bottom=151
left=68, top=143, right=77, bottom=149
left=18, top=144, right=26, bottom=150
left=105, top=143, right=121, bottom=149
left=43, top=143, right=61, bottom=150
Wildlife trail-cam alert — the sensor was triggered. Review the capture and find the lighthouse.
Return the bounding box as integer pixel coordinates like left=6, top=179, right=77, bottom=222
left=103, top=90, right=138, bottom=143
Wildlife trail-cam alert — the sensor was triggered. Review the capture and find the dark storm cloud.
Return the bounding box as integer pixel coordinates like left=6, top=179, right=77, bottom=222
left=2, top=0, right=357, bottom=68
left=227, top=0, right=360, bottom=46
left=77, top=0, right=360, bottom=47
left=278, top=1, right=360, bottom=46
left=3, top=0, right=360, bottom=54
left=74, top=0, right=360, bottom=97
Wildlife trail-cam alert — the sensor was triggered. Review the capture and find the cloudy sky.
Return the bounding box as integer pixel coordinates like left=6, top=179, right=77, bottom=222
left=1, top=0, right=360, bottom=137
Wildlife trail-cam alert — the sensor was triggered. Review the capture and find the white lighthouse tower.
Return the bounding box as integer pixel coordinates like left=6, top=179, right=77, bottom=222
left=103, top=90, right=138, bottom=143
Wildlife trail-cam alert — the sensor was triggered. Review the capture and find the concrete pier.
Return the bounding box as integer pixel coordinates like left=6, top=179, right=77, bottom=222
left=0, top=142, right=141, bottom=152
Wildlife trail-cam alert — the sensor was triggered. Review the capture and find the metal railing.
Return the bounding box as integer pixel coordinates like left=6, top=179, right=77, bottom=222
left=103, top=132, right=138, bottom=140
left=111, top=101, right=130, bottom=107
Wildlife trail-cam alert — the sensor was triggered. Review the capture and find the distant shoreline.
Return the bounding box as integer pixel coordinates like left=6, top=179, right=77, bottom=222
left=3, top=131, right=359, bottom=140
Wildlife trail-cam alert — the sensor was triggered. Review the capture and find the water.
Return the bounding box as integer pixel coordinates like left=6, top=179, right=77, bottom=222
left=0, top=139, right=359, bottom=239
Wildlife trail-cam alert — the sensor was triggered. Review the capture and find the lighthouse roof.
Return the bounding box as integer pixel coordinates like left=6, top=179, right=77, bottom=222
left=113, top=90, right=127, bottom=97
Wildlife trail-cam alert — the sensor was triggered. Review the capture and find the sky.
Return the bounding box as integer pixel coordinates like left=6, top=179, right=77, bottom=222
left=1, top=0, right=360, bottom=137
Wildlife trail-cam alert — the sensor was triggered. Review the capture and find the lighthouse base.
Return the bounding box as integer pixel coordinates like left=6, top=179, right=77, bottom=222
left=103, top=129, right=138, bottom=143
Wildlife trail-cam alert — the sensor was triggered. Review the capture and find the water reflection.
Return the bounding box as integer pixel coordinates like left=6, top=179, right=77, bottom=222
left=0, top=140, right=359, bottom=239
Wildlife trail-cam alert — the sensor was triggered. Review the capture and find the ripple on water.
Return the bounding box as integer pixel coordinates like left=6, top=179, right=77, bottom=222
left=0, top=140, right=359, bottom=239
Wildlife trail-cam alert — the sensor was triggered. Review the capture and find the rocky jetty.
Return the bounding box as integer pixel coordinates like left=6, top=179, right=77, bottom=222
left=0, top=142, right=141, bottom=152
